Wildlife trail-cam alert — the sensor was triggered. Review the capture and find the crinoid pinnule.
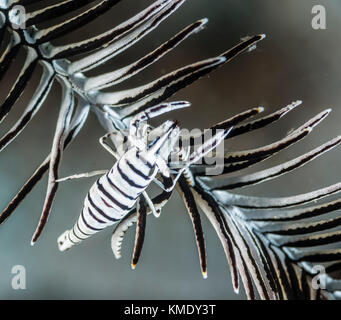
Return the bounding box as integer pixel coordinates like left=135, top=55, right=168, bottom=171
left=0, top=1, right=340, bottom=300
left=112, top=101, right=341, bottom=300
left=0, top=0, right=263, bottom=240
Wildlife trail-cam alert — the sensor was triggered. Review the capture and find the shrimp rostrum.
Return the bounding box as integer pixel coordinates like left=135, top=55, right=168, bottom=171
left=57, top=101, right=230, bottom=264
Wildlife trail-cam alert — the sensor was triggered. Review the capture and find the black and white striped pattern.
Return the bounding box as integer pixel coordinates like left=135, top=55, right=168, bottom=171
left=0, top=0, right=263, bottom=245
left=57, top=114, right=229, bottom=253
left=58, top=148, right=157, bottom=251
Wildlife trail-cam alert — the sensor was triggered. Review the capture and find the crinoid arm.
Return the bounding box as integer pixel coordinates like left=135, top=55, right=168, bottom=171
left=111, top=103, right=341, bottom=300
left=0, top=0, right=265, bottom=241
left=193, top=104, right=341, bottom=299
left=1, top=0, right=339, bottom=301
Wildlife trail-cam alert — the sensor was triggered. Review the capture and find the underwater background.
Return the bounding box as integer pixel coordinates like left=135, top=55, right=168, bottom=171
left=0, top=0, right=340, bottom=299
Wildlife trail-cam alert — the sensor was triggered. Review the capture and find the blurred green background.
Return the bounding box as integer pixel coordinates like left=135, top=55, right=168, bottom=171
left=0, top=0, right=340, bottom=299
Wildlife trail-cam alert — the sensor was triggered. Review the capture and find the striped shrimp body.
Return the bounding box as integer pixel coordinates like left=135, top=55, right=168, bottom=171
left=57, top=101, right=230, bottom=252
left=58, top=148, right=158, bottom=251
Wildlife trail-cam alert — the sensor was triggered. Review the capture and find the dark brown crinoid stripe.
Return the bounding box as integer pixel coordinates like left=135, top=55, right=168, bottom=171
left=0, top=0, right=340, bottom=300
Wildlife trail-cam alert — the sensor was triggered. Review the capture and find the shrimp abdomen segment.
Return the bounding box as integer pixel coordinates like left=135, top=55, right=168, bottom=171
left=58, top=149, right=156, bottom=251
